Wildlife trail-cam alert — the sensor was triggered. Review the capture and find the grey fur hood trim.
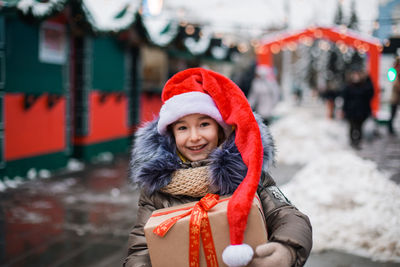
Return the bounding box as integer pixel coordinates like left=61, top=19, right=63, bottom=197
left=130, top=113, right=275, bottom=195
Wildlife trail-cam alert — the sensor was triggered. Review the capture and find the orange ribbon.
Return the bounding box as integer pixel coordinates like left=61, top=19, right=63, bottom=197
left=153, top=193, right=221, bottom=267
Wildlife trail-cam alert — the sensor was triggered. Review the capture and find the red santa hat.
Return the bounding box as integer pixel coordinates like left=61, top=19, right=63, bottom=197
left=158, top=68, right=263, bottom=266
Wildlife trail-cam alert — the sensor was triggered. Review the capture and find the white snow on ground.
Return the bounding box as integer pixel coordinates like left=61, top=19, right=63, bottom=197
left=273, top=101, right=400, bottom=262
left=270, top=102, right=349, bottom=165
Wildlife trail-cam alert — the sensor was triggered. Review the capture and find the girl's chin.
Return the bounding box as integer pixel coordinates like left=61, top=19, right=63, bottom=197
left=187, top=155, right=207, bottom=162
left=185, top=152, right=208, bottom=162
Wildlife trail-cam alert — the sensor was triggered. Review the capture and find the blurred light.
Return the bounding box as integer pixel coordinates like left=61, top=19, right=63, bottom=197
left=257, top=45, right=269, bottom=55
left=339, top=24, right=348, bottom=34
left=270, top=43, right=281, bottom=54
left=373, top=21, right=380, bottom=30
left=392, top=25, right=399, bottom=35
left=356, top=44, right=369, bottom=54
left=314, top=29, right=323, bottom=38
left=185, top=25, right=195, bottom=35
left=142, top=0, right=163, bottom=16
left=339, top=44, right=348, bottom=54
left=251, top=39, right=260, bottom=48
left=177, top=8, right=185, bottom=18
left=214, top=32, right=223, bottom=39
left=300, top=36, right=313, bottom=47
left=388, top=67, right=397, bottom=82
left=318, top=40, right=330, bottom=51
left=222, top=36, right=234, bottom=47
left=237, top=43, right=249, bottom=53
left=287, top=42, right=297, bottom=51
left=335, top=40, right=345, bottom=49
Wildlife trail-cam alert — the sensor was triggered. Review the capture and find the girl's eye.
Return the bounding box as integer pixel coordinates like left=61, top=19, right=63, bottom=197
left=177, top=125, right=187, bottom=131
left=200, top=122, right=210, bottom=127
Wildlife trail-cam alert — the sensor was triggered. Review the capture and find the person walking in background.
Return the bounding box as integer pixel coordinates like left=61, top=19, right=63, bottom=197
left=322, top=79, right=341, bottom=119
left=248, top=65, right=281, bottom=125
left=388, top=57, right=400, bottom=135
left=342, top=69, right=374, bottom=149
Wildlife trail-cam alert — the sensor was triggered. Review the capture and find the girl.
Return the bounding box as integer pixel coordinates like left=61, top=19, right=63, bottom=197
left=124, top=68, right=312, bottom=267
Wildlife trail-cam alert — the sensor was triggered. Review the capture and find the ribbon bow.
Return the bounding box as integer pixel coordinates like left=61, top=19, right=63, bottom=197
left=153, top=193, right=221, bottom=267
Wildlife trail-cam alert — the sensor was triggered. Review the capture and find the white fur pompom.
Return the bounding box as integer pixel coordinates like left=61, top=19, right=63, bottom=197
left=222, top=244, right=254, bottom=267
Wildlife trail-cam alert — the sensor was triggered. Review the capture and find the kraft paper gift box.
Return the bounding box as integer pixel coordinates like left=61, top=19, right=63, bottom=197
left=144, top=194, right=268, bottom=267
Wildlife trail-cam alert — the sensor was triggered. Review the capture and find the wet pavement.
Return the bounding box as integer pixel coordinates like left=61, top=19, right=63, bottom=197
left=0, top=156, right=139, bottom=267
left=0, top=107, right=399, bottom=267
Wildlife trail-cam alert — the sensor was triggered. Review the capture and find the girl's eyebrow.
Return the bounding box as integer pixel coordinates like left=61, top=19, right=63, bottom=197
left=174, top=115, right=211, bottom=125
left=173, top=120, right=185, bottom=125
left=198, top=115, right=212, bottom=120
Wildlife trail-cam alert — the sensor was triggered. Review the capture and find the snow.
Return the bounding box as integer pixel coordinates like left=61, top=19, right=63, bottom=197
left=66, top=158, right=85, bottom=171
left=17, top=0, right=67, bottom=17
left=211, top=46, right=229, bottom=60
left=46, top=178, right=77, bottom=193
left=141, top=12, right=180, bottom=46
left=183, top=28, right=212, bottom=55
left=9, top=207, right=50, bottom=224
left=82, top=0, right=141, bottom=32
left=0, top=181, right=6, bottom=192
left=64, top=190, right=132, bottom=204
left=272, top=101, right=400, bottom=262
left=270, top=102, right=349, bottom=165
left=282, top=152, right=400, bottom=262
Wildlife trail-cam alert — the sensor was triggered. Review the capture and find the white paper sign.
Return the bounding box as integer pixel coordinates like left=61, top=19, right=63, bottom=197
left=39, top=21, right=66, bottom=64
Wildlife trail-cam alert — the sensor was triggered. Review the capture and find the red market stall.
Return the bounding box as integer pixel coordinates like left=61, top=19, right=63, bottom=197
left=256, top=26, right=383, bottom=116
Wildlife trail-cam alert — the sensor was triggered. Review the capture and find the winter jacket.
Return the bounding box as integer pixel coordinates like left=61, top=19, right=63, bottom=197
left=124, top=115, right=312, bottom=267
left=342, top=77, right=374, bottom=121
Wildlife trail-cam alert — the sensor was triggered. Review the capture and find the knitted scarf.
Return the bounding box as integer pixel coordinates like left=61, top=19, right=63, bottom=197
left=161, top=161, right=218, bottom=197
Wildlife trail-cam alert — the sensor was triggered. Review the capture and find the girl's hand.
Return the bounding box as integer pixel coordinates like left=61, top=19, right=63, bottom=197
left=249, top=242, right=295, bottom=267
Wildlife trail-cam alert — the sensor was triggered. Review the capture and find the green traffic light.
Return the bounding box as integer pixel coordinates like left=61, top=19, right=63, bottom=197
left=388, top=67, right=397, bottom=82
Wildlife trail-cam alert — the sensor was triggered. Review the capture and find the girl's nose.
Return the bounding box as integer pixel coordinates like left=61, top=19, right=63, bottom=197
left=189, top=128, right=201, bottom=141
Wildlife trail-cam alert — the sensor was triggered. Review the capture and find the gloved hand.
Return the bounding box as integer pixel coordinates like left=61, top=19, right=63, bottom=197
left=249, top=242, right=296, bottom=267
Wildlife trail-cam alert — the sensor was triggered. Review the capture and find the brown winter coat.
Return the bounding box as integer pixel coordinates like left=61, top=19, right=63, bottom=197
left=123, top=173, right=312, bottom=267
left=125, top=115, right=312, bottom=266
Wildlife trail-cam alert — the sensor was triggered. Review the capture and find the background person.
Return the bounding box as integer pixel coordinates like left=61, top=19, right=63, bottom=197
left=342, top=69, right=374, bottom=149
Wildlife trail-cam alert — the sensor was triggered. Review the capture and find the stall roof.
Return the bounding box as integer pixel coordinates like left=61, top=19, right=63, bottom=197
left=3, top=0, right=380, bottom=57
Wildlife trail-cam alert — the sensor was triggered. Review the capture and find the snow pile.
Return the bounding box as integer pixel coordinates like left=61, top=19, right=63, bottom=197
left=281, top=151, right=400, bottom=262
left=17, top=0, right=67, bottom=17
left=142, top=14, right=179, bottom=46
left=66, top=158, right=85, bottom=171
left=270, top=106, right=348, bottom=165
left=0, top=181, right=7, bottom=192
left=82, top=0, right=140, bottom=32
left=9, top=207, right=50, bottom=224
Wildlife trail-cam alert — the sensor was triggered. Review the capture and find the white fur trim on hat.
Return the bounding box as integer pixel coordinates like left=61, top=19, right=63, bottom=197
left=157, top=92, right=231, bottom=136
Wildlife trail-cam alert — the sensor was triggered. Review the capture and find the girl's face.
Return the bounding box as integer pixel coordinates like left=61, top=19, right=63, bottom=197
left=172, top=114, right=220, bottom=162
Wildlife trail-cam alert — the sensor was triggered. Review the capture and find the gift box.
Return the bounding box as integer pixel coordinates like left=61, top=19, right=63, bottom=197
left=144, top=194, right=268, bottom=267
